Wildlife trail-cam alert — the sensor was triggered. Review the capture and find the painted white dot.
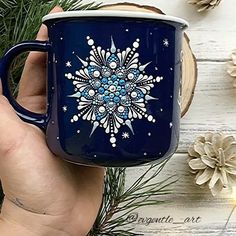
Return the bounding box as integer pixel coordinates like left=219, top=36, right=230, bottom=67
left=133, top=42, right=139, bottom=48
left=57, top=137, right=59, bottom=140
left=99, top=106, right=106, bottom=113
left=136, top=38, right=140, bottom=42
left=77, top=130, right=80, bottom=134
left=144, top=152, right=147, bottom=156
left=144, top=114, right=148, bottom=118
left=112, top=144, right=116, bottom=147
left=110, top=137, right=116, bottom=144
left=73, top=115, right=79, bottom=122
left=86, top=36, right=90, bottom=40
left=125, top=29, right=129, bottom=32
left=67, top=73, right=72, bottom=79
left=148, top=115, right=153, bottom=122
left=118, top=106, right=125, bottom=113
left=93, top=70, right=100, bottom=78
left=94, top=154, right=97, bottom=158
left=131, top=91, right=137, bottom=98
left=88, top=89, right=95, bottom=96
left=128, top=73, right=134, bottom=80
left=152, top=119, right=156, bottom=123
left=71, top=119, right=74, bottom=123
left=160, top=108, right=163, bottom=112
left=88, top=39, right=94, bottom=46
left=109, top=62, right=117, bottom=69
left=109, top=85, right=116, bottom=92
left=148, top=132, right=151, bottom=136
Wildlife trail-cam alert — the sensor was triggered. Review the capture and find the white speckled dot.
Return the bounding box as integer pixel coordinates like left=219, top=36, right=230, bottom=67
left=109, top=62, right=117, bottom=69
left=67, top=73, right=72, bottom=79
left=128, top=73, right=134, bottom=80
left=73, top=115, right=79, bottom=122
left=88, top=89, right=95, bottom=96
left=88, top=39, right=94, bottom=46
left=118, top=106, right=125, bottom=113
left=110, top=137, right=116, bottom=144
left=99, top=106, right=106, bottom=113
left=147, top=115, right=153, bottom=122
left=133, top=42, right=139, bottom=48
left=131, top=91, right=137, bottom=98
left=93, top=70, right=100, bottom=78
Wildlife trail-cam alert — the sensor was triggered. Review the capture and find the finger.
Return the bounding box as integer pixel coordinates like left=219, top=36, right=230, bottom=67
left=17, top=6, right=64, bottom=101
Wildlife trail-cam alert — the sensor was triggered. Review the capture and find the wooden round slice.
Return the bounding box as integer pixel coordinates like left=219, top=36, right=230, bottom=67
left=99, top=3, right=197, bottom=117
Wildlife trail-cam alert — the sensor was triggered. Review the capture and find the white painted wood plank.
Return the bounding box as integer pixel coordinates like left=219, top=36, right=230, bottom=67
left=99, top=0, right=236, bottom=32
left=188, top=30, right=236, bottom=61
left=179, top=61, right=236, bottom=152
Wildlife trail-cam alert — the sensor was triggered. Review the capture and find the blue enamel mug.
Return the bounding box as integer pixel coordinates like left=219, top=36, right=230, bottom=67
left=0, top=11, right=188, bottom=167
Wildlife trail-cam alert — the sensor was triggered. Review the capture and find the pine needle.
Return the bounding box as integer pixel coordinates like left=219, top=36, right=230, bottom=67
left=0, top=0, right=100, bottom=89
left=89, top=160, right=177, bottom=235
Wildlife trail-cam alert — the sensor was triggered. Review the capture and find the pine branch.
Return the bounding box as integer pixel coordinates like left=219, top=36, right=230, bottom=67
left=0, top=0, right=100, bottom=91
left=89, top=160, right=177, bottom=235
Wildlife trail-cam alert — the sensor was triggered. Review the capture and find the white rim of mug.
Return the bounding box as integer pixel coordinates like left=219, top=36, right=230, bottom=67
left=42, top=10, right=189, bottom=28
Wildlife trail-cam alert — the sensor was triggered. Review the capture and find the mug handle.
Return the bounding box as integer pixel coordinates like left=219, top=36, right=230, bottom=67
left=0, top=40, right=51, bottom=130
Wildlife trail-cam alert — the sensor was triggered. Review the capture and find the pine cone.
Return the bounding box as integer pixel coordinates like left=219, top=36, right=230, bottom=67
left=188, top=133, right=236, bottom=196
left=188, top=0, right=222, bottom=12
left=227, top=50, right=236, bottom=87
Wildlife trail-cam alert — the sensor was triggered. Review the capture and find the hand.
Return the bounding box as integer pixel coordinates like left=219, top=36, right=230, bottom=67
left=0, top=6, right=104, bottom=236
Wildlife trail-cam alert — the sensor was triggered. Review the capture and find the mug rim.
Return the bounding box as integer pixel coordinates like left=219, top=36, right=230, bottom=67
left=42, top=10, right=189, bottom=29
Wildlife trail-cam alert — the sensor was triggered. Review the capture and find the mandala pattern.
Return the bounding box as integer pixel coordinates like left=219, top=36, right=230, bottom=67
left=65, top=36, right=163, bottom=147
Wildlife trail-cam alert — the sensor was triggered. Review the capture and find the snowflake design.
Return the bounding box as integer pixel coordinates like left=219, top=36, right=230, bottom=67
left=163, top=38, right=169, bottom=47
left=122, top=132, right=130, bottom=139
left=62, top=106, right=67, bottom=112
left=65, top=36, right=163, bottom=147
left=66, top=61, right=72, bottom=67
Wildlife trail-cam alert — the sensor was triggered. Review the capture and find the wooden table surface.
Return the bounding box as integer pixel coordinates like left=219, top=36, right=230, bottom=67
left=84, top=0, right=236, bottom=235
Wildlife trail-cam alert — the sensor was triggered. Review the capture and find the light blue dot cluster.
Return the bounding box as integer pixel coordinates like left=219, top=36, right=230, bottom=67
left=81, top=54, right=144, bottom=121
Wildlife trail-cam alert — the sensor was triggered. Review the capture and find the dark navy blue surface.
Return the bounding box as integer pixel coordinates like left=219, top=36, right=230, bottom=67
left=0, top=16, right=184, bottom=167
